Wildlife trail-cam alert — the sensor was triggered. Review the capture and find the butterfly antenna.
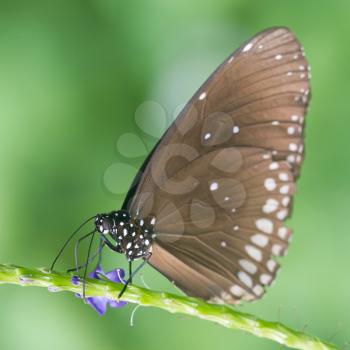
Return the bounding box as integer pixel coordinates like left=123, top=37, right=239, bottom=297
left=50, top=215, right=96, bottom=271
left=130, top=304, right=141, bottom=327
left=82, top=230, right=97, bottom=301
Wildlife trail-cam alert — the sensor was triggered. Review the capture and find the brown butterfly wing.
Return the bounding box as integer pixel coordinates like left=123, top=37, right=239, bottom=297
left=125, top=27, right=310, bottom=303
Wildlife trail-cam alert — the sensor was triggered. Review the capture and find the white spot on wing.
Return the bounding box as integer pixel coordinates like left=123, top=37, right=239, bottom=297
left=288, top=155, right=296, bottom=163
left=251, top=233, right=269, bottom=247
left=230, top=285, right=244, bottom=297
left=232, top=126, right=240, bottom=134
left=267, top=259, right=277, bottom=272
left=256, top=218, right=274, bottom=234
left=289, top=143, right=298, bottom=152
left=276, top=209, right=288, bottom=220
left=282, top=197, right=290, bottom=207
left=287, top=126, right=295, bottom=135
left=210, top=182, right=218, bottom=191
left=238, top=271, right=253, bottom=287
left=279, top=172, right=289, bottom=181
left=239, top=259, right=257, bottom=274
left=278, top=227, right=289, bottom=240
left=199, top=92, right=207, bottom=100
left=245, top=245, right=262, bottom=262
left=220, top=291, right=231, bottom=301
left=263, top=198, right=278, bottom=214
left=264, top=178, right=276, bottom=191
left=253, top=285, right=264, bottom=296
left=269, top=162, right=279, bottom=170
left=209, top=296, right=224, bottom=304
left=242, top=42, right=253, bottom=52
left=272, top=244, right=283, bottom=255
left=280, top=185, right=290, bottom=194
left=260, top=274, right=272, bottom=285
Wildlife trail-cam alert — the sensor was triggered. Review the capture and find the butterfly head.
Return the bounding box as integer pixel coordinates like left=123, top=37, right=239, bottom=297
left=95, top=214, right=114, bottom=235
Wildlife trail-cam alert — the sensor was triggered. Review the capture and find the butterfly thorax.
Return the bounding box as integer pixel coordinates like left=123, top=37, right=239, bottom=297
left=95, top=210, right=155, bottom=261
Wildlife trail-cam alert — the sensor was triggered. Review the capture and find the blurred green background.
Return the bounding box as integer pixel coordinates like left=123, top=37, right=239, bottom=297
left=0, top=1, right=349, bottom=349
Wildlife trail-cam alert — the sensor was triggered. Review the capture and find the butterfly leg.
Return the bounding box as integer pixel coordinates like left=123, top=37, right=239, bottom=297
left=66, top=239, right=105, bottom=273
left=118, top=252, right=152, bottom=299
left=129, top=260, right=133, bottom=284
left=72, top=230, right=96, bottom=274
left=96, top=235, right=104, bottom=266
left=101, top=235, right=122, bottom=253
left=82, top=230, right=97, bottom=300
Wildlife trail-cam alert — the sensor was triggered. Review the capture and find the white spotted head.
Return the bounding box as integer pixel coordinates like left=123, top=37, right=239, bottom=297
left=95, top=214, right=115, bottom=235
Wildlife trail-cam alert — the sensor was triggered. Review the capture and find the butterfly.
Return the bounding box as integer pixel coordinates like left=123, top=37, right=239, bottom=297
left=52, top=27, right=311, bottom=304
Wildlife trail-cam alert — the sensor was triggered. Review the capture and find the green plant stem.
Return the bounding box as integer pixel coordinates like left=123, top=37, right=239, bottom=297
left=0, top=263, right=340, bottom=350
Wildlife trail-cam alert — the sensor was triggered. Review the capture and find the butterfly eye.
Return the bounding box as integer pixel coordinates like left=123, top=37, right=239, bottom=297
left=95, top=215, right=114, bottom=235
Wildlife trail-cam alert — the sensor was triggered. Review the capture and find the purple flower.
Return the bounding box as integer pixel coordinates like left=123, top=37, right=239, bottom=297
left=72, top=265, right=127, bottom=316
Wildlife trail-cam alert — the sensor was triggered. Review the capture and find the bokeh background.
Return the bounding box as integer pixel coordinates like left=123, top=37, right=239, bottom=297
left=0, top=1, right=349, bottom=349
